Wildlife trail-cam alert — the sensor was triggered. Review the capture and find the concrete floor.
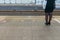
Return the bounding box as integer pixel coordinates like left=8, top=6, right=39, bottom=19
left=0, top=16, right=60, bottom=40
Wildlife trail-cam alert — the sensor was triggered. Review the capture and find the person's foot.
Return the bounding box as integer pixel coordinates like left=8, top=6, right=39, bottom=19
left=45, top=22, right=48, bottom=25
left=48, top=22, right=51, bottom=25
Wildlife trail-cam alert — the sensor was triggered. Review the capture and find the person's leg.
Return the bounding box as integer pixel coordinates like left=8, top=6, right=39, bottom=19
left=48, top=13, right=52, bottom=25
left=45, top=13, right=49, bottom=25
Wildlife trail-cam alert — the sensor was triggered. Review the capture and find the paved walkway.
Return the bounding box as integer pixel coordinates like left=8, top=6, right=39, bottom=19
left=0, top=16, right=60, bottom=40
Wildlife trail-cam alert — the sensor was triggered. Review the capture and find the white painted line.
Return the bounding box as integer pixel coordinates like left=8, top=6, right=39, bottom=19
left=53, top=19, right=60, bottom=23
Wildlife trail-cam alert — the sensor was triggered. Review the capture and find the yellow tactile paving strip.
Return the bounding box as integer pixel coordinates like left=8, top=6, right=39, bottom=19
left=0, top=16, right=60, bottom=22
left=6, top=16, right=44, bottom=19
left=1, top=16, right=44, bottom=21
left=0, top=16, right=45, bottom=23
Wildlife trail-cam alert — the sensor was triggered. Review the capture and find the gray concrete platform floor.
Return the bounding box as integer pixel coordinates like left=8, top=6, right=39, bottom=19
left=0, top=16, right=60, bottom=40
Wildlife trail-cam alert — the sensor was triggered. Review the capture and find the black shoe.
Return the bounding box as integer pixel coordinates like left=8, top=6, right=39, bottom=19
left=45, top=22, right=48, bottom=25
left=48, top=22, right=51, bottom=25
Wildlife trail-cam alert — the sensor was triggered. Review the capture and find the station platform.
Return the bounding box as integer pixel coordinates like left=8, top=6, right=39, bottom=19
left=0, top=16, right=60, bottom=40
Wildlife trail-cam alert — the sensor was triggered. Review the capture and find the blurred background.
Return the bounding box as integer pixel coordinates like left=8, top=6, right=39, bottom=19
left=0, top=0, right=60, bottom=10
